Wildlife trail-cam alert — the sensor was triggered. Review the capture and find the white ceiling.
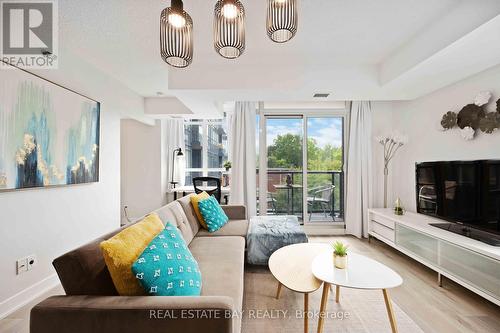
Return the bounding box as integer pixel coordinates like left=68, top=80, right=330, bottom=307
left=58, top=0, right=500, bottom=116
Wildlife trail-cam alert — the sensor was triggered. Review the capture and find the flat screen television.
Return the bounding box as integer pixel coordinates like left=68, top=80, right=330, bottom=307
left=416, top=160, right=500, bottom=245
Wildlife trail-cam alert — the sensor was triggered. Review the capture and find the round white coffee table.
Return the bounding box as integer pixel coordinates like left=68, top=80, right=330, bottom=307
left=269, top=243, right=330, bottom=333
left=312, top=251, right=403, bottom=333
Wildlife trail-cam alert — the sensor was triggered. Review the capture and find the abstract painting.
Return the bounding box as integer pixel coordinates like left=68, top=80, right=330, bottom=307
left=0, top=63, right=100, bottom=191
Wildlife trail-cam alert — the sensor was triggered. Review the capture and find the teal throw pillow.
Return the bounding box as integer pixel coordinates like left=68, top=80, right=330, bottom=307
left=198, top=196, right=229, bottom=233
left=131, top=223, right=202, bottom=296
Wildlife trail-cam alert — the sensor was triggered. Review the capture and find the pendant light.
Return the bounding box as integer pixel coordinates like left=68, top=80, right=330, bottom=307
left=160, top=0, right=193, bottom=68
left=214, top=0, right=245, bottom=59
left=267, top=0, right=298, bottom=43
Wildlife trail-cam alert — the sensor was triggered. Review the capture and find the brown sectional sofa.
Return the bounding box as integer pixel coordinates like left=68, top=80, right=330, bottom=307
left=30, top=195, right=248, bottom=333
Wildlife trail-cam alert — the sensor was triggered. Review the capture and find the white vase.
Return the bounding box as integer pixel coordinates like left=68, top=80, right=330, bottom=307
left=334, top=254, right=347, bottom=269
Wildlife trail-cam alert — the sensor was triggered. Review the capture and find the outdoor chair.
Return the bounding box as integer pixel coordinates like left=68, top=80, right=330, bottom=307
left=307, top=185, right=335, bottom=220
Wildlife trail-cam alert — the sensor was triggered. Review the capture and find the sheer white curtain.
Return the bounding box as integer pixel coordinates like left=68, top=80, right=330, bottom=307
left=163, top=118, right=186, bottom=191
left=345, top=101, right=373, bottom=238
left=228, top=102, right=257, bottom=217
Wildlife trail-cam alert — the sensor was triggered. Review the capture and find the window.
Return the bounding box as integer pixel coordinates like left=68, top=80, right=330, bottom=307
left=184, top=119, right=228, bottom=185
left=257, top=109, right=347, bottom=224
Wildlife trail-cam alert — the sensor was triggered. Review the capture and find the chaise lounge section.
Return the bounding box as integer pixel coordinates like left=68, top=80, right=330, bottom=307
left=30, top=195, right=248, bottom=333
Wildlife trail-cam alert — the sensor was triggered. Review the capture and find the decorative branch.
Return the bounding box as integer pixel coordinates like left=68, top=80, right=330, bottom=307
left=377, top=133, right=407, bottom=168
left=375, top=132, right=408, bottom=208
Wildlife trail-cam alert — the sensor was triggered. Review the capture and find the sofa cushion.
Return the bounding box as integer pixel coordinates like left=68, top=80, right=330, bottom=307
left=53, top=233, right=119, bottom=296
left=100, top=214, right=164, bottom=296
left=221, top=205, right=247, bottom=220
left=196, top=219, right=248, bottom=238
left=132, top=224, right=202, bottom=296
left=198, top=196, right=229, bottom=232
left=177, top=194, right=201, bottom=235
left=189, top=236, right=245, bottom=311
left=154, top=200, right=195, bottom=245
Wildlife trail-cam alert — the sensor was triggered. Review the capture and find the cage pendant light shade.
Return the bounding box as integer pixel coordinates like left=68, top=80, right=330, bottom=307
left=214, top=0, right=245, bottom=59
left=160, top=0, right=193, bottom=68
left=267, top=0, right=298, bottom=43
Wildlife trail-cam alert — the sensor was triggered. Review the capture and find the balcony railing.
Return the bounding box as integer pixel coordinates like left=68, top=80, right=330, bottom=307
left=257, top=169, right=344, bottom=222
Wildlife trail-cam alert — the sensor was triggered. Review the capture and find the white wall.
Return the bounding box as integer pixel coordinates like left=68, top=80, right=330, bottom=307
left=370, top=102, right=395, bottom=208
left=120, top=119, right=167, bottom=224
left=388, top=65, right=500, bottom=211
left=0, top=51, right=148, bottom=318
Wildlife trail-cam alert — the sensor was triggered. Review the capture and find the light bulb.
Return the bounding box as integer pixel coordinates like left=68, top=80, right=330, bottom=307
left=222, top=3, right=238, bottom=19
left=168, top=12, right=186, bottom=28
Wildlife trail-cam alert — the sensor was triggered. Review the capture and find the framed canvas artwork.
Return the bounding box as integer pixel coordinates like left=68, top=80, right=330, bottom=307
left=0, top=62, right=100, bottom=191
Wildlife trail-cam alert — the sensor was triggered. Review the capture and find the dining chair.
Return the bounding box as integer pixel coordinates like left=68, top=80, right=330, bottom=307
left=192, top=177, right=222, bottom=203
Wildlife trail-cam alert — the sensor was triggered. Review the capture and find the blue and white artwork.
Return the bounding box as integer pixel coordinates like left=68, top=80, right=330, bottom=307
left=0, top=64, right=100, bottom=191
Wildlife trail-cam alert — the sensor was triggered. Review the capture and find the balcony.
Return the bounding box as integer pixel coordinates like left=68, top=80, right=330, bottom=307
left=257, top=169, right=344, bottom=223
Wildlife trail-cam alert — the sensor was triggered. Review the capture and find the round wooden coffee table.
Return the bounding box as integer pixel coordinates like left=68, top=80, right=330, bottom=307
left=269, top=243, right=330, bottom=333
left=312, top=251, right=403, bottom=333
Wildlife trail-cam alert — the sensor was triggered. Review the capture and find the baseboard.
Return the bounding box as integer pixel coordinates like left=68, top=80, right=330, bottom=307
left=0, top=274, right=60, bottom=320
left=304, top=224, right=346, bottom=236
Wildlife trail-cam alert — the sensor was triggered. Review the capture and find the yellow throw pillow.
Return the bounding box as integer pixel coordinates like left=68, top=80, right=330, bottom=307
left=190, top=191, right=210, bottom=229
left=100, top=213, right=164, bottom=296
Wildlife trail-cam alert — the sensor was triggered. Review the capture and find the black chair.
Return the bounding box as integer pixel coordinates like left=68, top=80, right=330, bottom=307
left=192, top=177, right=222, bottom=203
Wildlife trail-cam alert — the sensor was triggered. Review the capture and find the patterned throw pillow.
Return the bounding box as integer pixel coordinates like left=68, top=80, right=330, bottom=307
left=190, top=191, right=210, bottom=229
left=197, top=196, right=229, bottom=233
left=131, top=223, right=202, bottom=296
left=100, top=213, right=164, bottom=296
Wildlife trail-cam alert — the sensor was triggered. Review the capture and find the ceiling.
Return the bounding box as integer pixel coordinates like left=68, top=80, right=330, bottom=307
left=58, top=0, right=500, bottom=117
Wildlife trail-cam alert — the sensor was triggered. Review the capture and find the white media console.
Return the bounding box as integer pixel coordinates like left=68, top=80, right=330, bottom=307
left=368, top=208, right=500, bottom=306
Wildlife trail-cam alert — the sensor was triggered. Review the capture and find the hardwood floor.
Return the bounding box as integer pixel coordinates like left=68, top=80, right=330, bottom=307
left=0, top=284, right=65, bottom=333
left=1, top=235, right=498, bottom=333
left=309, top=236, right=500, bottom=333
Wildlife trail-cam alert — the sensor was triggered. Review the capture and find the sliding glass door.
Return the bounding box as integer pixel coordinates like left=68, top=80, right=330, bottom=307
left=306, top=117, right=344, bottom=222
left=259, top=112, right=345, bottom=224
left=264, top=116, right=304, bottom=220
